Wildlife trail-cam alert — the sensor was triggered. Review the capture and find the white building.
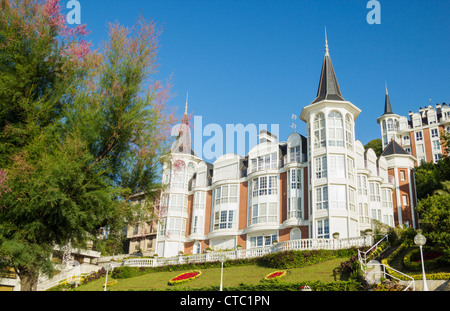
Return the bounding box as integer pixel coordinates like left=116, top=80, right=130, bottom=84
left=155, top=38, right=418, bottom=258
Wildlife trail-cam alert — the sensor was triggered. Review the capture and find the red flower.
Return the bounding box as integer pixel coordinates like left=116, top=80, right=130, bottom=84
left=263, top=270, right=286, bottom=281
left=168, top=271, right=202, bottom=285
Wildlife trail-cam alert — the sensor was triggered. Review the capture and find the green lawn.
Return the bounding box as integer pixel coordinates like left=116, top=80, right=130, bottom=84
left=75, top=257, right=347, bottom=291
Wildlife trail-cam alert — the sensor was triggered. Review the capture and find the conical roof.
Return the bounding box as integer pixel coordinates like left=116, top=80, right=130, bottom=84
left=311, top=37, right=345, bottom=104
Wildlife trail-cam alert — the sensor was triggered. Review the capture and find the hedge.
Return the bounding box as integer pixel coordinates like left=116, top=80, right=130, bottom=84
left=403, top=247, right=445, bottom=271
left=381, top=243, right=450, bottom=281
left=162, top=280, right=363, bottom=291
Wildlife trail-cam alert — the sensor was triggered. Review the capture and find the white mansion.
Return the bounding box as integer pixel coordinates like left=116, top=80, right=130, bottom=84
left=149, top=39, right=418, bottom=258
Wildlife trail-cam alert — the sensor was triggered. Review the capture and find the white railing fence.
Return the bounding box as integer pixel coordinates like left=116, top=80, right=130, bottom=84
left=123, top=236, right=372, bottom=268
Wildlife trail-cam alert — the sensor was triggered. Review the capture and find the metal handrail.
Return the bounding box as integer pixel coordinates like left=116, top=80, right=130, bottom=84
left=357, top=235, right=415, bottom=291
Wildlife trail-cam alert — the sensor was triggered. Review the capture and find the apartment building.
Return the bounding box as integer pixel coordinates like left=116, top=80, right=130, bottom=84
left=377, top=88, right=449, bottom=164
left=155, top=39, right=418, bottom=258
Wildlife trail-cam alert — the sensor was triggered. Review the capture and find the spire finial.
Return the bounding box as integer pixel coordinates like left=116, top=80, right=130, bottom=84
left=184, top=91, right=189, bottom=115
left=324, top=26, right=329, bottom=56
left=385, top=81, right=388, bottom=95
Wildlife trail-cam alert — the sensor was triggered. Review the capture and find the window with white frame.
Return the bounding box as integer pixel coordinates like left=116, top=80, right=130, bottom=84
left=288, top=197, right=302, bottom=219
left=349, top=188, right=356, bottom=212
left=290, top=169, right=301, bottom=189
left=415, top=131, right=423, bottom=141
left=387, top=119, right=394, bottom=131
left=315, top=156, right=327, bottom=179
left=329, top=185, right=347, bottom=209
left=215, top=184, right=238, bottom=205
left=400, top=170, right=405, bottom=181
left=194, top=191, right=206, bottom=209
left=169, top=194, right=187, bottom=213
left=328, top=111, right=344, bottom=147
left=434, top=153, right=442, bottom=163
left=345, top=115, right=353, bottom=150
left=314, top=113, right=326, bottom=149
left=252, top=175, right=277, bottom=197
left=166, top=217, right=186, bottom=237
left=250, top=202, right=277, bottom=224
left=347, top=157, right=355, bottom=182
left=250, top=234, right=278, bottom=248
left=316, top=186, right=328, bottom=210
left=171, top=164, right=185, bottom=189
left=328, top=154, right=345, bottom=178
left=251, top=152, right=278, bottom=173
left=369, top=183, right=381, bottom=202
left=357, top=175, right=368, bottom=195
left=428, top=113, right=437, bottom=124
left=214, top=210, right=235, bottom=230
left=402, top=195, right=408, bottom=206
left=430, top=128, right=439, bottom=138
left=290, top=146, right=301, bottom=163
left=159, top=218, right=167, bottom=235
left=412, top=115, right=421, bottom=128
left=191, top=215, right=204, bottom=234
left=382, top=189, right=393, bottom=210
left=432, top=140, right=441, bottom=151
left=317, top=219, right=329, bottom=239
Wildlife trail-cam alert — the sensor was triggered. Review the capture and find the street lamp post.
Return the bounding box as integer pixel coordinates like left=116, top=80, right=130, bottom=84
left=414, top=230, right=428, bottom=291
left=104, top=263, right=112, bottom=292
left=219, top=255, right=226, bottom=291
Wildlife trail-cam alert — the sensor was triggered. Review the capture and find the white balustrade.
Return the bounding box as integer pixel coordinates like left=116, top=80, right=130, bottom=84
left=123, top=236, right=370, bottom=268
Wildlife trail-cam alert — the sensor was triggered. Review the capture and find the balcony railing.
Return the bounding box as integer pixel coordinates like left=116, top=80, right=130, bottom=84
left=123, top=236, right=371, bottom=268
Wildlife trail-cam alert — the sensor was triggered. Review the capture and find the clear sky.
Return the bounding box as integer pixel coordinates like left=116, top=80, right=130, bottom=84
left=77, top=0, right=450, bottom=161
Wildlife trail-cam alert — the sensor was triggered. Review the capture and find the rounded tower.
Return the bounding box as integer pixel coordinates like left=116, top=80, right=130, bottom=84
left=300, top=33, right=361, bottom=239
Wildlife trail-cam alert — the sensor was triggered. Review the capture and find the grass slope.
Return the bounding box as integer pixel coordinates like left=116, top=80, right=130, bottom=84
left=75, top=257, right=347, bottom=291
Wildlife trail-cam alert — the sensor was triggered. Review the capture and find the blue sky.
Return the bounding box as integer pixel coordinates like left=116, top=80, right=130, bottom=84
left=76, top=0, right=450, bottom=161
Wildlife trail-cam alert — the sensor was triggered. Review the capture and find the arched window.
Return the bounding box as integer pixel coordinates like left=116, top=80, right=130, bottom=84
left=345, top=114, right=353, bottom=150
left=171, top=160, right=185, bottom=189
left=387, top=119, right=394, bottom=131
left=328, top=111, right=344, bottom=147
left=313, top=113, right=326, bottom=149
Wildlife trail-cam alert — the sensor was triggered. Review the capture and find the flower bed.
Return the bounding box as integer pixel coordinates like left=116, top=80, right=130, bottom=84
left=168, top=270, right=202, bottom=286
left=263, top=270, right=286, bottom=282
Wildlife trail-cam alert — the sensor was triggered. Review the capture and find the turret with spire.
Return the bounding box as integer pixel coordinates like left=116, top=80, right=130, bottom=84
left=377, top=83, right=401, bottom=150
left=311, top=27, right=346, bottom=104
left=172, top=91, right=194, bottom=155
left=383, top=83, right=394, bottom=115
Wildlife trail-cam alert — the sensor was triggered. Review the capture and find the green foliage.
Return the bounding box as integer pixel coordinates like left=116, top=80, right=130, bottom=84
left=403, top=247, right=446, bottom=271
left=0, top=1, right=174, bottom=290
left=364, top=139, right=382, bottom=157
left=415, top=194, right=450, bottom=257
left=164, top=280, right=363, bottom=291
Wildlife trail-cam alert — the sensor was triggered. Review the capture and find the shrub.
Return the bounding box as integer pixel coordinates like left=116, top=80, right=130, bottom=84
left=164, top=280, right=363, bottom=291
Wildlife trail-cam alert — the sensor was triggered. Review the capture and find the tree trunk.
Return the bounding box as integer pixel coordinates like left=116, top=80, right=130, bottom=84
left=17, top=268, right=39, bottom=291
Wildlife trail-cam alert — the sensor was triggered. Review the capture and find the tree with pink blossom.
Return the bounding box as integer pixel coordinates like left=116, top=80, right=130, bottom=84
left=0, top=1, right=177, bottom=290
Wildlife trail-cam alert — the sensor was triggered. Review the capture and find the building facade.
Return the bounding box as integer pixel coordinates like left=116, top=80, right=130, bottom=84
left=377, top=87, right=449, bottom=164
left=155, top=40, right=419, bottom=258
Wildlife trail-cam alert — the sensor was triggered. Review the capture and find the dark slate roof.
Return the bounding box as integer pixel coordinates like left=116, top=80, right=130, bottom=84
left=312, top=49, right=345, bottom=104
left=383, top=91, right=394, bottom=115
left=381, top=139, right=409, bottom=156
